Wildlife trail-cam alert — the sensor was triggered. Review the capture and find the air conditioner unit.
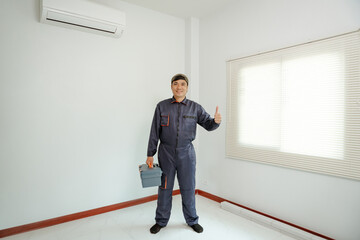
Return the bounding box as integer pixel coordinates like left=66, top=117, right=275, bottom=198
left=40, top=0, right=126, bottom=38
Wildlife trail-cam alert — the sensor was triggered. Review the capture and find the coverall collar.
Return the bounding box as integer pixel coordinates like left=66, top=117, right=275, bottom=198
left=171, top=96, right=188, bottom=105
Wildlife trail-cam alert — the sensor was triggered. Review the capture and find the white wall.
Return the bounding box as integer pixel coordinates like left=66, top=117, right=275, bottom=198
left=0, top=0, right=185, bottom=229
left=198, top=0, right=360, bottom=239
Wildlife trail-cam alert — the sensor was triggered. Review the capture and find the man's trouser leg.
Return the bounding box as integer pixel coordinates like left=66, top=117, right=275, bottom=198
left=177, top=144, right=198, bottom=226
left=155, top=145, right=176, bottom=226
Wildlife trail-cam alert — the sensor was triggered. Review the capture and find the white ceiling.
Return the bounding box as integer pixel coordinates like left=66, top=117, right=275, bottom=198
left=119, top=0, right=237, bottom=18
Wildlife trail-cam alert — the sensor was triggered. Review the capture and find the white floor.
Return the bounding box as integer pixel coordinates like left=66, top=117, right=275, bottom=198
left=3, top=195, right=297, bottom=240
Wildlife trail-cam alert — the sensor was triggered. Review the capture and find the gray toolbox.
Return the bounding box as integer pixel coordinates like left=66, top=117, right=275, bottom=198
left=139, top=163, right=162, bottom=188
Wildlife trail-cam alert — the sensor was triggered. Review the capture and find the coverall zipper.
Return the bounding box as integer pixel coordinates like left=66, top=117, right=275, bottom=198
left=175, top=103, right=180, bottom=153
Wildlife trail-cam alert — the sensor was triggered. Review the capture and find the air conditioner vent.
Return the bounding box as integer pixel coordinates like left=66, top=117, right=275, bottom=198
left=40, top=0, right=125, bottom=38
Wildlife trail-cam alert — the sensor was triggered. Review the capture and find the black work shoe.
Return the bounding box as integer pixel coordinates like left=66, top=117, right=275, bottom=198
left=150, top=223, right=163, bottom=234
left=190, top=223, right=203, bottom=233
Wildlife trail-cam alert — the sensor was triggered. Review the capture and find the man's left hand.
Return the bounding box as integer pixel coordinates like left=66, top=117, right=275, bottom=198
left=214, top=106, right=222, bottom=124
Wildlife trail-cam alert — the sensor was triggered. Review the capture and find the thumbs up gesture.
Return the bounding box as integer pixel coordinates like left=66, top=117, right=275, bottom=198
left=214, top=106, right=222, bottom=124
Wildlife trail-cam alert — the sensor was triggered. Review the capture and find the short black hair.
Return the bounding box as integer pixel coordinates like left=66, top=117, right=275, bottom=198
left=171, top=73, right=188, bottom=85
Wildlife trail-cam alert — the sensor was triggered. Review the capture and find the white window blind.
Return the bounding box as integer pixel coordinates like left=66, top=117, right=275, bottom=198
left=226, top=30, right=360, bottom=180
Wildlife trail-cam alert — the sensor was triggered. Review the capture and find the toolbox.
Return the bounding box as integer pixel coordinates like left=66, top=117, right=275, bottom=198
left=139, top=163, right=163, bottom=188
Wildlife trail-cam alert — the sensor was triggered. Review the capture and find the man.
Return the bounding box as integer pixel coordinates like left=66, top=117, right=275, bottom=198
left=146, top=73, right=221, bottom=234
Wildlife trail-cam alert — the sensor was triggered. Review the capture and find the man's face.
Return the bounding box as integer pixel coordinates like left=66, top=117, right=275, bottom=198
left=171, top=79, right=188, bottom=100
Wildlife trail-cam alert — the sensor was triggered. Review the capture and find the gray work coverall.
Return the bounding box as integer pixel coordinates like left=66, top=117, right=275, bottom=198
left=147, top=97, right=219, bottom=227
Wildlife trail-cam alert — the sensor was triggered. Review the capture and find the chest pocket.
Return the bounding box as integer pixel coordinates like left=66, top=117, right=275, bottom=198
left=183, top=115, right=197, bottom=130
left=161, top=114, right=169, bottom=126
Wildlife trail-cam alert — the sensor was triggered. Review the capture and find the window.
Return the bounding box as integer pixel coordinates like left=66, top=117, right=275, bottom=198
left=226, top=30, right=360, bottom=180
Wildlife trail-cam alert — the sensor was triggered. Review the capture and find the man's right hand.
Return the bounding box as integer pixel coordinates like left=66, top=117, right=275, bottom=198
left=146, top=156, right=154, bottom=168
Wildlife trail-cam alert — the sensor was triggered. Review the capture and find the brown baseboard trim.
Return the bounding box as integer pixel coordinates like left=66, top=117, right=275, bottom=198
left=196, top=189, right=334, bottom=240
left=1, top=189, right=333, bottom=240
left=0, top=189, right=181, bottom=238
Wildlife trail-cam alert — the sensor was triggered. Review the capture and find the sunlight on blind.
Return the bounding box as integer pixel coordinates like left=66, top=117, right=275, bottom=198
left=281, top=53, right=344, bottom=159
left=238, top=62, right=281, bottom=148
left=237, top=53, right=344, bottom=159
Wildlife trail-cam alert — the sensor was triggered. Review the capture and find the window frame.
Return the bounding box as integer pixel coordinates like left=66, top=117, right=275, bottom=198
left=226, top=30, right=360, bottom=181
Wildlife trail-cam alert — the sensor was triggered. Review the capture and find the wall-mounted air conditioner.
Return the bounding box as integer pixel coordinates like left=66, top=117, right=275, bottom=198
left=40, top=0, right=126, bottom=38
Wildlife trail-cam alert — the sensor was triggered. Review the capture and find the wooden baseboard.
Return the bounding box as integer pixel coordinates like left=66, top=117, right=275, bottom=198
left=0, top=189, right=333, bottom=240
left=0, top=190, right=180, bottom=238
left=196, top=190, right=334, bottom=240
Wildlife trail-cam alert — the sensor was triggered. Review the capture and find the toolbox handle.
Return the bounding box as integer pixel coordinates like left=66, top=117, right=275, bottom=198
left=139, top=163, right=160, bottom=172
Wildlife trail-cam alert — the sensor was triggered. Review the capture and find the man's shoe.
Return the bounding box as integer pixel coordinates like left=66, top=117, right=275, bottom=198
left=190, top=223, right=203, bottom=233
left=150, top=223, right=163, bottom=234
